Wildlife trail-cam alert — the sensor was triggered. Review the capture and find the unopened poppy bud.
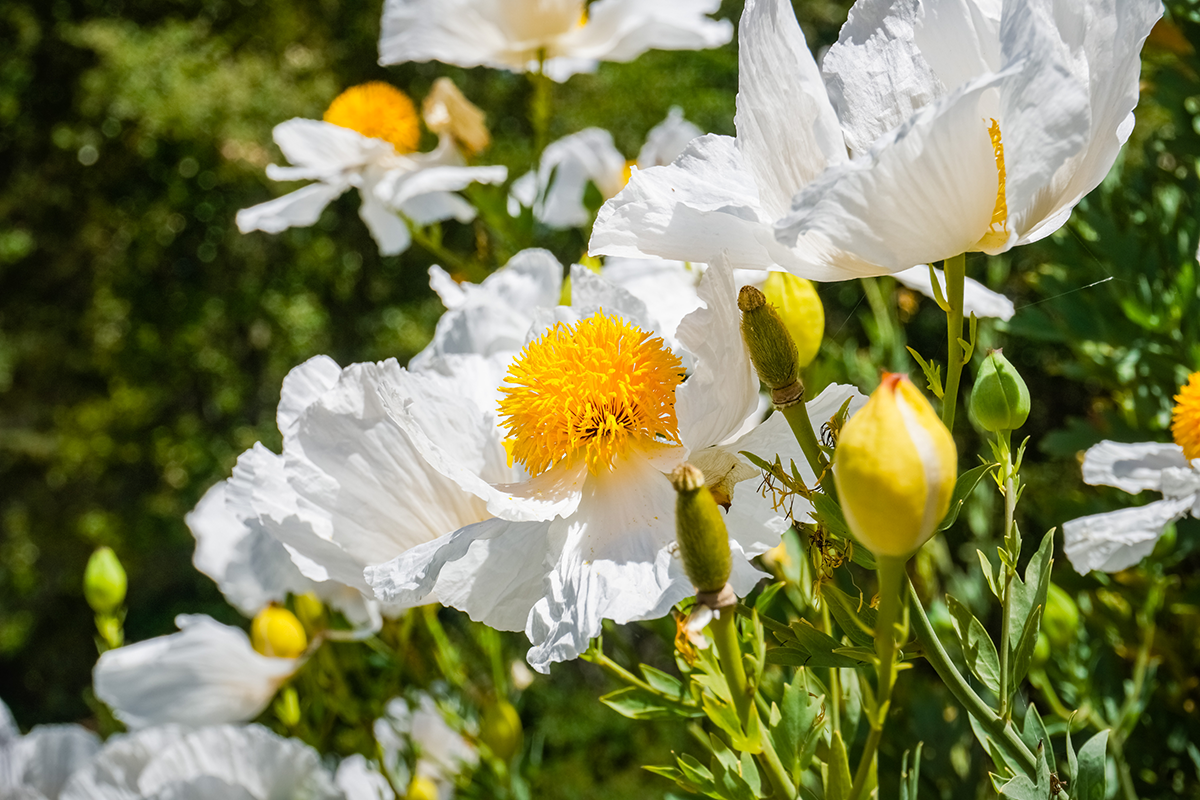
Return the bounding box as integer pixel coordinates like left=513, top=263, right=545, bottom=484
left=406, top=776, right=439, bottom=800
left=251, top=605, right=308, bottom=659
left=738, top=285, right=800, bottom=398
left=1042, top=583, right=1080, bottom=649
left=970, top=350, right=1030, bottom=433
left=480, top=700, right=523, bottom=761
left=671, top=463, right=732, bottom=594
left=762, top=272, right=824, bottom=368
left=84, top=547, right=127, bottom=615
left=833, top=374, right=957, bottom=558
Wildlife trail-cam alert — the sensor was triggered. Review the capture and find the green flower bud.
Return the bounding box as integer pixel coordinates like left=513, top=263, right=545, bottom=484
left=274, top=686, right=301, bottom=728
left=1042, top=583, right=1080, bottom=649
left=970, top=350, right=1030, bottom=433
left=762, top=272, right=824, bottom=368
left=738, top=285, right=800, bottom=396
left=670, top=463, right=732, bottom=593
left=1032, top=632, right=1050, bottom=668
left=480, top=700, right=523, bottom=761
left=84, top=547, right=127, bottom=615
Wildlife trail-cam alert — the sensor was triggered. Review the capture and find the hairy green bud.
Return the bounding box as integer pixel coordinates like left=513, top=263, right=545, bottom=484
left=671, top=463, right=732, bottom=593
left=84, top=546, right=127, bottom=615
left=970, top=349, right=1030, bottom=433
left=480, top=700, right=523, bottom=761
left=738, top=285, right=800, bottom=395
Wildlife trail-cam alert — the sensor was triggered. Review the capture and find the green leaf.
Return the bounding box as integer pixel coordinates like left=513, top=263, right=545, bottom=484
left=826, top=730, right=853, bottom=800
left=640, top=664, right=684, bottom=697
left=907, top=346, right=945, bottom=398
left=899, top=742, right=924, bottom=800
left=753, top=581, right=784, bottom=612
left=998, top=740, right=1051, bottom=800
left=1008, top=604, right=1043, bottom=694
left=766, top=621, right=870, bottom=669
left=772, top=671, right=826, bottom=779
left=1009, top=529, right=1055, bottom=652
left=969, top=713, right=1016, bottom=779
left=978, top=549, right=1001, bottom=599
left=1019, top=704, right=1049, bottom=755
left=702, top=694, right=763, bottom=754
left=709, top=735, right=762, bottom=800
left=1073, top=730, right=1109, bottom=800
left=1065, top=723, right=1079, bottom=787
left=945, top=593, right=1001, bottom=694
left=600, top=686, right=702, bottom=720
left=938, top=463, right=998, bottom=531
left=823, top=584, right=878, bottom=648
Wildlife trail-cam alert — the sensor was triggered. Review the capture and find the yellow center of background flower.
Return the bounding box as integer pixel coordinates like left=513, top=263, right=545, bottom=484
left=1171, top=371, right=1200, bottom=461
left=976, top=118, right=1009, bottom=250
left=497, top=313, right=684, bottom=476
left=324, top=82, right=420, bottom=154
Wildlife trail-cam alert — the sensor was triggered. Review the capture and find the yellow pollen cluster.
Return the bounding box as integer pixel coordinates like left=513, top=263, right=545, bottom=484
left=977, top=118, right=1009, bottom=250
left=324, top=82, right=420, bottom=154
left=497, top=313, right=684, bottom=476
left=1171, top=372, right=1200, bottom=462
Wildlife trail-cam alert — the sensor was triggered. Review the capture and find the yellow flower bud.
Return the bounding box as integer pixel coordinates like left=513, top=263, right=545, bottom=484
left=762, top=272, right=824, bottom=368
left=84, top=546, right=127, bottom=615
left=480, top=700, right=523, bottom=761
left=833, top=373, right=957, bottom=558
left=406, top=775, right=440, bottom=800
left=670, top=463, right=732, bottom=594
left=251, top=605, right=308, bottom=659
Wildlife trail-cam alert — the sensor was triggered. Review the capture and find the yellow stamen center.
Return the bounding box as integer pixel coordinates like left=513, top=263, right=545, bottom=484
left=324, top=82, right=420, bottom=154
left=497, top=313, right=684, bottom=476
left=1171, top=371, right=1200, bottom=462
left=976, top=118, right=1009, bottom=250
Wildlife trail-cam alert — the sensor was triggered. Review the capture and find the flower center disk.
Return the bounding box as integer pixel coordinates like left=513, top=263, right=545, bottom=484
left=498, top=313, right=684, bottom=476
left=1172, top=371, right=1200, bottom=462
left=324, top=82, right=420, bottom=154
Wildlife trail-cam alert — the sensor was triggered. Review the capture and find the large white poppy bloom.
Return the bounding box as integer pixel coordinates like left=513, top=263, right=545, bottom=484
left=366, top=255, right=865, bottom=671
left=237, top=83, right=506, bottom=256
left=58, top=724, right=340, bottom=800
left=92, top=615, right=302, bottom=729
left=378, top=0, right=733, bottom=82
left=0, top=699, right=100, bottom=800
left=509, top=108, right=702, bottom=229
left=588, top=0, right=1017, bottom=319
left=774, top=0, right=1161, bottom=271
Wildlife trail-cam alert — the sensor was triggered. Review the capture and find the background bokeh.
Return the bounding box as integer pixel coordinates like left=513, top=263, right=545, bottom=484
left=2, top=0, right=1200, bottom=796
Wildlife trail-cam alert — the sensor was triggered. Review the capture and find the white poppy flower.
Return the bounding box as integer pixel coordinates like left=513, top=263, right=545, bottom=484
left=59, top=725, right=340, bottom=800
left=366, top=256, right=865, bottom=671
left=92, top=615, right=302, bottom=729
left=374, top=695, right=477, bottom=798
left=509, top=109, right=702, bottom=229
left=774, top=0, right=1161, bottom=271
left=588, top=0, right=1016, bottom=319
left=0, top=699, right=100, bottom=800
left=1063, top=373, right=1200, bottom=572
left=237, top=82, right=506, bottom=256
left=378, top=0, right=733, bottom=82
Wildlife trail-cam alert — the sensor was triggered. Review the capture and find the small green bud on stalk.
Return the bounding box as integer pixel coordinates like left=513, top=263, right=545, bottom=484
left=480, top=700, right=523, bottom=761
left=738, top=285, right=801, bottom=401
left=84, top=546, right=127, bottom=615
left=670, top=463, right=732, bottom=595
left=970, top=349, right=1030, bottom=433
left=274, top=686, right=301, bottom=728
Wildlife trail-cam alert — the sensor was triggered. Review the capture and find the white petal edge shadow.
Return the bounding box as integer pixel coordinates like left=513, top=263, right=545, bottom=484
left=60, top=726, right=189, bottom=800
left=1080, top=440, right=1193, bottom=494
left=1063, top=495, right=1194, bottom=573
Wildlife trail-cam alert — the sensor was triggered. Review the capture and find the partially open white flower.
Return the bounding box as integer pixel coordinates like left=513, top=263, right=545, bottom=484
left=59, top=724, right=340, bottom=800
left=93, top=615, right=302, bottom=729
left=0, top=699, right=100, bottom=800
left=589, top=0, right=1017, bottom=319
left=378, top=0, right=733, bottom=82
left=237, top=82, right=506, bottom=256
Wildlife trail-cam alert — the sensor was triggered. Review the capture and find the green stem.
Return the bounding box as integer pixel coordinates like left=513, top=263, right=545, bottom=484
left=822, top=603, right=842, bottom=736
left=941, top=253, right=967, bottom=432
left=529, top=56, right=553, bottom=158
left=998, top=438, right=1017, bottom=721
left=780, top=399, right=837, bottom=501
left=848, top=556, right=906, bottom=800
left=409, top=224, right=477, bottom=279
left=906, top=579, right=1038, bottom=775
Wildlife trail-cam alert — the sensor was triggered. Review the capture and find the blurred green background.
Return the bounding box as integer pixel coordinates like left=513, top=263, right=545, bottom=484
left=2, top=0, right=1200, bottom=796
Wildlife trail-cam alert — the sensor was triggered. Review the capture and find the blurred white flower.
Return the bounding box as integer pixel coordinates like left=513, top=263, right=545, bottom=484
left=0, top=698, right=100, bottom=800
left=58, top=724, right=340, bottom=800
left=374, top=695, right=477, bottom=799
left=237, top=82, right=506, bottom=255
left=378, top=0, right=733, bottom=82
left=366, top=255, right=865, bottom=671
left=509, top=108, right=702, bottom=229
left=93, top=615, right=302, bottom=729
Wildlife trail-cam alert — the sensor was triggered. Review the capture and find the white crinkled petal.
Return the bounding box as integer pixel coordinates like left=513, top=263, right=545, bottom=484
left=335, top=755, right=395, bottom=800
left=532, top=129, right=627, bottom=229
left=1080, top=440, right=1192, bottom=494
left=378, top=0, right=533, bottom=72
left=600, top=257, right=704, bottom=342
left=914, top=0, right=1003, bottom=87
left=235, top=181, right=347, bottom=235
left=1063, top=495, right=1194, bottom=573
left=892, top=265, right=1015, bottom=320
left=381, top=164, right=507, bottom=212
left=555, top=0, right=732, bottom=64
left=277, top=355, right=343, bottom=438
left=636, top=107, right=702, bottom=169
left=137, top=726, right=340, bottom=800
left=272, top=118, right=393, bottom=174
left=92, top=616, right=299, bottom=729
left=566, top=264, right=658, bottom=336
left=358, top=187, right=413, bottom=256
left=0, top=698, right=16, bottom=745
left=6, top=725, right=101, bottom=800
left=60, top=726, right=189, bottom=800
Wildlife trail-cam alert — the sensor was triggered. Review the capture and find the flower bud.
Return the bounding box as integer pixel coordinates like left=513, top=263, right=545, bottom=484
left=293, top=592, right=325, bottom=632
left=670, top=463, right=732, bottom=594
left=84, top=546, right=127, bottom=615
left=274, top=686, right=301, bottom=728
left=251, top=605, right=308, bottom=659
left=406, top=776, right=440, bottom=800
left=762, top=272, right=824, bottom=368
left=421, top=77, right=490, bottom=154
left=1041, top=583, right=1079, bottom=649
left=833, top=374, right=957, bottom=558
left=738, top=285, right=800, bottom=395
left=970, top=349, right=1030, bottom=433
left=480, top=700, right=523, bottom=761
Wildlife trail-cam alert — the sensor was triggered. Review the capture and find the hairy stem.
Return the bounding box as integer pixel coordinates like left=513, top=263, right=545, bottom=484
left=941, top=252, right=967, bottom=432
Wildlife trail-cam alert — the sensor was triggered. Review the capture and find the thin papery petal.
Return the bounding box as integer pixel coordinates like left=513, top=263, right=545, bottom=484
left=914, top=0, right=1003, bottom=87
left=272, top=118, right=394, bottom=174
left=359, top=188, right=413, bottom=256
left=381, top=163, right=508, bottom=211
left=399, top=191, right=477, bottom=226
left=335, top=755, right=395, bottom=800
left=530, top=129, right=626, bottom=229
left=5, top=726, right=101, bottom=800
left=1080, top=440, right=1193, bottom=494
left=892, top=265, right=1015, bottom=320
left=93, top=615, right=299, bottom=729
left=236, top=182, right=347, bottom=235
left=676, top=254, right=759, bottom=451
left=600, top=257, right=705, bottom=342
left=636, top=107, right=702, bottom=169
left=60, top=727, right=189, bottom=800
left=557, top=0, right=732, bottom=63
left=1063, top=495, right=1193, bottom=573
left=378, top=0, right=513, bottom=70
left=277, top=355, right=343, bottom=438
left=736, top=0, right=847, bottom=219
left=137, top=726, right=340, bottom=800
left=565, top=264, right=658, bottom=336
